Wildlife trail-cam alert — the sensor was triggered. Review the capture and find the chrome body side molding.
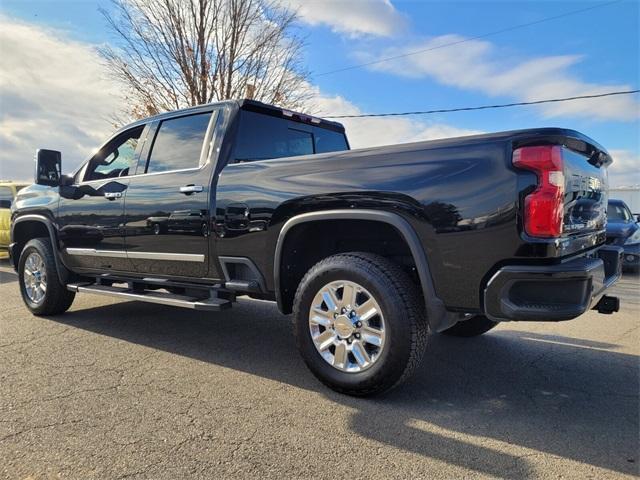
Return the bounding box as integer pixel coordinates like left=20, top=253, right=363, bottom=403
left=66, top=248, right=205, bottom=262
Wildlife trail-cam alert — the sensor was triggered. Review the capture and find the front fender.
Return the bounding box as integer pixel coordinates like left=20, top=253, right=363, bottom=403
left=11, top=214, right=70, bottom=284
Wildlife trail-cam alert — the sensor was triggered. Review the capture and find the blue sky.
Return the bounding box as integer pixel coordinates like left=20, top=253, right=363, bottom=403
left=1, top=0, right=638, bottom=185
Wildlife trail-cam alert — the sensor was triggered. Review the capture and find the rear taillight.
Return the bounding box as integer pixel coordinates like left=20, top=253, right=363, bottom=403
left=513, top=145, right=565, bottom=238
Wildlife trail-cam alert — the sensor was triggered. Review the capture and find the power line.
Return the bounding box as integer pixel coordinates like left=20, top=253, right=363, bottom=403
left=314, top=0, right=622, bottom=78
left=322, top=90, right=639, bottom=119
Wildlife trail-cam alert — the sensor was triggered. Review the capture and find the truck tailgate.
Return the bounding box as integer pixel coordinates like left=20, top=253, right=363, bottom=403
left=512, top=132, right=611, bottom=257
left=562, top=147, right=608, bottom=237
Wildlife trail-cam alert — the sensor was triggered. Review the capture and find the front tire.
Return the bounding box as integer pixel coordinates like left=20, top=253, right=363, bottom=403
left=18, top=238, right=75, bottom=315
left=293, top=252, right=428, bottom=396
left=441, top=315, right=498, bottom=337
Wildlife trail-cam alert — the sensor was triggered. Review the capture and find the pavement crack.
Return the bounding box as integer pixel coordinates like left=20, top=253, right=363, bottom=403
left=0, top=418, right=83, bottom=443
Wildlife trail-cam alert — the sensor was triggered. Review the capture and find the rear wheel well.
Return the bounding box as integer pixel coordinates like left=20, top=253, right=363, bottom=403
left=278, top=219, right=421, bottom=313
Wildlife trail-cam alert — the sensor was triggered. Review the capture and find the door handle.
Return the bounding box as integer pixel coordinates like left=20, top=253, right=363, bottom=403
left=104, top=191, right=122, bottom=200
left=180, top=185, right=203, bottom=195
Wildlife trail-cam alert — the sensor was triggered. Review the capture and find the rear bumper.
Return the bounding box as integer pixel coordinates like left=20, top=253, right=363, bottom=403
left=484, top=245, right=622, bottom=321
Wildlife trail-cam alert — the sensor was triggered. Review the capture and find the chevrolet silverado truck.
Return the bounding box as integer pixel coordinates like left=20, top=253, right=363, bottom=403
left=10, top=99, right=622, bottom=395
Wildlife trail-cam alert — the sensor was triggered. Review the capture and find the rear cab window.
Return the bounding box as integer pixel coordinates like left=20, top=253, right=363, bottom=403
left=233, top=110, right=348, bottom=163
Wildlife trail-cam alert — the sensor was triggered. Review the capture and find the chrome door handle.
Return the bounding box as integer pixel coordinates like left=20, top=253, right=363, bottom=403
left=180, top=185, right=203, bottom=195
left=104, top=191, right=122, bottom=200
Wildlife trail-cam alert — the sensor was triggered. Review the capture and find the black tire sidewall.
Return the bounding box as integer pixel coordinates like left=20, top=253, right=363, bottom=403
left=295, top=258, right=415, bottom=394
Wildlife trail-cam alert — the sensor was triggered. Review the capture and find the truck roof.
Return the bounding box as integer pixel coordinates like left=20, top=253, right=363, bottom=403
left=119, top=99, right=345, bottom=135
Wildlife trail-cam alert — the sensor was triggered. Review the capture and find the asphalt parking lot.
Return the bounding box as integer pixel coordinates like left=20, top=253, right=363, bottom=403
left=1, top=260, right=638, bottom=479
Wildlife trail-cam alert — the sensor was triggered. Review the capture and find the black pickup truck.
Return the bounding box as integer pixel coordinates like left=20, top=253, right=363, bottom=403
left=10, top=99, right=622, bottom=395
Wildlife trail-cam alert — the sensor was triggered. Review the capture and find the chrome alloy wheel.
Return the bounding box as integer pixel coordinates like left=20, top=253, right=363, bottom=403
left=23, top=252, right=47, bottom=304
left=308, top=280, right=386, bottom=373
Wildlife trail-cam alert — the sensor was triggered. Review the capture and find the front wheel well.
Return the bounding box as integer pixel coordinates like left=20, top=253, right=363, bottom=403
left=277, top=219, right=421, bottom=313
left=12, top=220, right=51, bottom=261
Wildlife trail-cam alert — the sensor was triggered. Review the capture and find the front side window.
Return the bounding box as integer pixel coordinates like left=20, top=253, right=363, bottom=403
left=85, top=127, right=144, bottom=182
left=146, top=112, right=212, bottom=174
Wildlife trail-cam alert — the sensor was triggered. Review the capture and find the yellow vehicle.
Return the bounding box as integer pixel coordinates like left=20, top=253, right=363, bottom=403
left=0, top=181, right=30, bottom=259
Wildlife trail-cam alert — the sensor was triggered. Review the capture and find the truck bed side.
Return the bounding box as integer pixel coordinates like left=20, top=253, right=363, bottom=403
left=214, top=128, right=610, bottom=314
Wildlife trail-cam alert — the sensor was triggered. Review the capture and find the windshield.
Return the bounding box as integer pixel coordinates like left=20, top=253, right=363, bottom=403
left=607, top=203, right=632, bottom=222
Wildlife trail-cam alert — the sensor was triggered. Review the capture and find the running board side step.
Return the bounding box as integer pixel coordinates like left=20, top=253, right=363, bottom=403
left=67, top=283, right=232, bottom=311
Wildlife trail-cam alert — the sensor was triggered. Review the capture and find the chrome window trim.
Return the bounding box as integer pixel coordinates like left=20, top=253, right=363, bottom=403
left=142, top=110, right=218, bottom=175
left=79, top=107, right=228, bottom=182
left=199, top=109, right=219, bottom=167
left=77, top=158, right=204, bottom=186
left=66, top=248, right=204, bottom=263
left=71, top=104, right=229, bottom=186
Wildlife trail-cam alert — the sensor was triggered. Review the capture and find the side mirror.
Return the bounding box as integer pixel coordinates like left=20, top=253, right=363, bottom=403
left=35, top=149, right=62, bottom=186
left=0, top=199, right=11, bottom=209
left=60, top=174, right=75, bottom=186
left=636, top=214, right=640, bottom=223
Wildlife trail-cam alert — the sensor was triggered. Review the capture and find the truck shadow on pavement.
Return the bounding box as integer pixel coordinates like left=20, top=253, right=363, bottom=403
left=48, top=298, right=638, bottom=477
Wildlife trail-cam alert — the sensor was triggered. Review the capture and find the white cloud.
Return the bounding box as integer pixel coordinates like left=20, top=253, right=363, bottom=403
left=312, top=91, right=482, bottom=148
left=312, top=91, right=639, bottom=189
left=1, top=15, right=637, bottom=193
left=360, top=34, right=640, bottom=121
left=0, top=16, right=120, bottom=181
left=284, top=0, right=406, bottom=37
left=0, top=12, right=479, bottom=181
left=609, top=149, right=640, bottom=188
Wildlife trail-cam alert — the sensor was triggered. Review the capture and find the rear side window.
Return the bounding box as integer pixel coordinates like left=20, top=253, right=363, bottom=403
left=146, top=113, right=212, bottom=174
left=234, top=110, right=348, bottom=163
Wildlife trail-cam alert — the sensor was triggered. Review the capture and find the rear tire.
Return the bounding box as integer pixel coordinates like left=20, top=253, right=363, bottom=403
left=18, top=238, right=75, bottom=315
left=441, top=315, right=498, bottom=337
left=293, top=252, right=428, bottom=396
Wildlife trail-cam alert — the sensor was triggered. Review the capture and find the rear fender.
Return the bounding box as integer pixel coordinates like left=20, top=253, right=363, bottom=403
left=273, top=209, right=461, bottom=332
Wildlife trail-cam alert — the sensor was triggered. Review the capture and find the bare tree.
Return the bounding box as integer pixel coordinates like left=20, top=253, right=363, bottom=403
left=99, top=0, right=312, bottom=120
